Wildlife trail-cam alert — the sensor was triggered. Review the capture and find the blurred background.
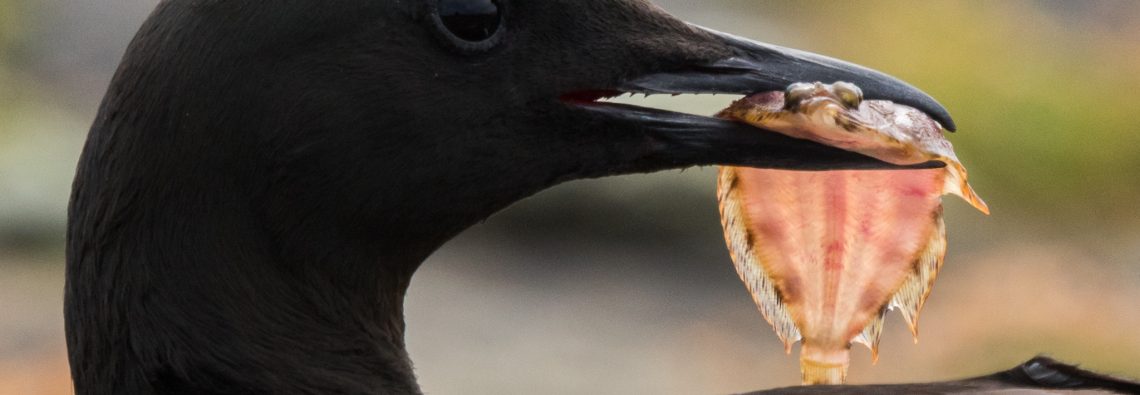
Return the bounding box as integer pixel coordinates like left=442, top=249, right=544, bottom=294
left=1, top=0, right=1138, bottom=393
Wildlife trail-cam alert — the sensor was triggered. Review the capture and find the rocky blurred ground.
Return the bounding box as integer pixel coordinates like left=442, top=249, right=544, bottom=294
left=4, top=227, right=1139, bottom=394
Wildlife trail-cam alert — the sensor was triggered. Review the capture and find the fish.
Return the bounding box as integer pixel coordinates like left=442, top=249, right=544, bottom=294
left=716, top=82, right=988, bottom=385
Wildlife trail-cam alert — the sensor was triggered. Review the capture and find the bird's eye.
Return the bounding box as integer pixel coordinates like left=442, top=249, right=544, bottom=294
left=431, top=0, right=507, bottom=52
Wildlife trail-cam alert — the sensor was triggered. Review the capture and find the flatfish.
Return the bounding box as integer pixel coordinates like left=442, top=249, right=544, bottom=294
left=717, top=82, right=988, bottom=384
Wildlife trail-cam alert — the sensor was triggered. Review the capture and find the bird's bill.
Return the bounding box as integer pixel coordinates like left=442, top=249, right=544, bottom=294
left=568, top=26, right=954, bottom=171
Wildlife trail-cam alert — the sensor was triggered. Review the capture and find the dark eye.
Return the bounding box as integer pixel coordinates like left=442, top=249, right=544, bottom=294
left=431, top=0, right=507, bottom=52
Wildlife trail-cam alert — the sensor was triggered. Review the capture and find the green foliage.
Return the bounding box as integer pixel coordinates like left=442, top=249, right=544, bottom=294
left=0, top=0, right=28, bottom=64
left=0, top=0, right=29, bottom=113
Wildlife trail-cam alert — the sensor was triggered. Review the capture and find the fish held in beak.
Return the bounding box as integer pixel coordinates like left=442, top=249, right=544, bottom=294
left=716, top=82, right=988, bottom=385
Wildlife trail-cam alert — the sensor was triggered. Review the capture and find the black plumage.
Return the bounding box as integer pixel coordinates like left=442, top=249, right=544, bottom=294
left=65, top=1, right=1136, bottom=394
left=753, top=357, right=1140, bottom=394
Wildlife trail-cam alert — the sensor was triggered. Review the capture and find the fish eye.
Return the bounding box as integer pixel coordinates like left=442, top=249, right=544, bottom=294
left=430, top=0, right=507, bottom=52
left=832, top=81, right=864, bottom=109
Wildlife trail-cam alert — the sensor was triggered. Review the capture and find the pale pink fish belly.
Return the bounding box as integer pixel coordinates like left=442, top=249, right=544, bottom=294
left=728, top=168, right=945, bottom=380
left=716, top=82, right=984, bottom=385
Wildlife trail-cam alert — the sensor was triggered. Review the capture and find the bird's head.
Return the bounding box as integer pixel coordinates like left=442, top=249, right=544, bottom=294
left=125, top=0, right=951, bottom=256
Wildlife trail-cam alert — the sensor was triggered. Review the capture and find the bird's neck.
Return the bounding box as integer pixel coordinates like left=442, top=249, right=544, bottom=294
left=67, top=185, right=435, bottom=394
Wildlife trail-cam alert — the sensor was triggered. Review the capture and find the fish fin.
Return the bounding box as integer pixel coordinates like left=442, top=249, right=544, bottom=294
left=942, top=161, right=990, bottom=215
left=852, top=306, right=887, bottom=364
left=890, top=207, right=948, bottom=343
left=718, top=168, right=802, bottom=349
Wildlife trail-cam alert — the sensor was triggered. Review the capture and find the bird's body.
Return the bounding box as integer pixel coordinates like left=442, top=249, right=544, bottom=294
left=65, top=1, right=1138, bottom=394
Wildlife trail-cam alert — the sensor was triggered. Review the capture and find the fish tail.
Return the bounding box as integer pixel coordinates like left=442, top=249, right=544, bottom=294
left=800, top=343, right=849, bottom=385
